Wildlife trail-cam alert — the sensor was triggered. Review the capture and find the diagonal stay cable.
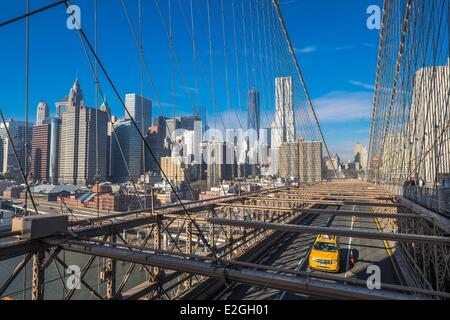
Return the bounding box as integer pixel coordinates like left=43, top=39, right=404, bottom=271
left=0, top=0, right=66, bottom=28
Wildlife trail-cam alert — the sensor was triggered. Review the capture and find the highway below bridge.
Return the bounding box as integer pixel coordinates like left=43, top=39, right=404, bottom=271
left=1, top=181, right=449, bottom=300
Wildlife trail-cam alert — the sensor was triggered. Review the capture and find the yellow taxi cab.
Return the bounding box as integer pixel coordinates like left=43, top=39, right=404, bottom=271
left=309, top=234, right=340, bottom=273
left=1, top=297, right=15, bottom=300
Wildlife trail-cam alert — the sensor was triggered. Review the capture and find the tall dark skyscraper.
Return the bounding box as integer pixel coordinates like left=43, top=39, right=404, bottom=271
left=247, top=89, right=261, bottom=177
left=248, top=89, right=260, bottom=136
left=145, top=116, right=169, bottom=173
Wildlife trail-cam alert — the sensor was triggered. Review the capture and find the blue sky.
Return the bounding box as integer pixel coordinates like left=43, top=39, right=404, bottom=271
left=0, top=0, right=382, bottom=160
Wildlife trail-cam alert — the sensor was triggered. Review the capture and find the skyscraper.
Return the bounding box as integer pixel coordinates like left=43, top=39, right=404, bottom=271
left=324, top=154, right=341, bottom=178
left=401, top=63, right=450, bottom=184
left=194, top=105, right=207, bottom=132
left=0, top=136, right=3, bottom=174
left=125, top=93, right=152, bottom=175
left=179, top=116, right=200, bottom=131
left=160, top=156, right=198, bottom=185
left=145, top=123, right=169, bottom=173
left=206, top=141, right=231, bottom=189
left=354, top=143, right=368, bottom=171
left=48, top=117, right=61, bottom=184
left=67, top=79, right=84, bottom=112
left=193, top=119, right=203, bottom=164
left=59, top=79, right=108, bottom=186
left=271, top=76, right=295, bottom=148
left=59, top=80, right=83, bottom=184
left=166, top=118, right=180, bottom=140
left=279, top=141, right=299, bottom=179
left=0, top=119, right=33, bottom=176
left=125, top=93, right=152, bottom=132
left=30, top=124, right=51, bottom=183
left=36, top=101, right=49, bottom=126
left=110, top=120, right=136, bottom=182
left=270, top=76, right=295, bottom=176
left=279, top=139, right=322, bottom=183
left=248, top=89, right=261, bottom=136
left=247, top=89, right=261, bottom=178
left=298, top=140, right=322, bottom=184
left=154, top=116, right=168, bottom=131
left=100, top=98, right=112, bottom=178
left=55, top=97, right=68, bottom=118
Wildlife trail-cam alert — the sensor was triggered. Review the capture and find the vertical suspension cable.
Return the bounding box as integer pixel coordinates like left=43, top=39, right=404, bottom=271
left=93, top=0, right=101, bottom=294
left=24, top=0, right=30, bottom=215
left=169, top=0, right=175, bottom=119
left=139, top=0, right=146, bottom=178
left=206, top=0, right=216, bottom=129
left=190, top=0, right=199, bottom=112
left=24, top=1, right=30, bottom=299
left=378, top=0, right=412, bottom=181
left=219, top=0, right=232, bottom=130
left=368, top=0, right=388, bottom=174
left=94, top=0, right=100, bottom=220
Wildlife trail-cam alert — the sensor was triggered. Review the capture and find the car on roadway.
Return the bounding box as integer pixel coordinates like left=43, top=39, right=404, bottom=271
left=308, top=234, right=340, bottom=273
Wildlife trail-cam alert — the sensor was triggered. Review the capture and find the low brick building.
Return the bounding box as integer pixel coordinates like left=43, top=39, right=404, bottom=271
left=58, top=192, right=153, bottom=212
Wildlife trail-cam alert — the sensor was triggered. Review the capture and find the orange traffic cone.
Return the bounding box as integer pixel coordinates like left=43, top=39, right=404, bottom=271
left=349, top=252, right=357, bottom=267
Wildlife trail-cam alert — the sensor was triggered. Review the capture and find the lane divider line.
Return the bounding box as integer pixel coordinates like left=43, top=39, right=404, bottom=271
left=371, top=207, right=404, bottom=286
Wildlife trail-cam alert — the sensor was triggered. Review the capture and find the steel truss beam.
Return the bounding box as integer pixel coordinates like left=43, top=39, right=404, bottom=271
left=59, top=241, right=414, bottom=300
left=237, top=200, right=403, bottom=208
left=299, top=208, right=416, bottom=219
left=31, top=249, right=45, bottom=300
left=215, top=205, right=419, bottom=219
left=0, top=240, right=49, bottom=262
left=248, top=195, right=395, bottom=201
left=75, top=215, right=160, bottom=238
left=207, top=218, right=450, bottom=245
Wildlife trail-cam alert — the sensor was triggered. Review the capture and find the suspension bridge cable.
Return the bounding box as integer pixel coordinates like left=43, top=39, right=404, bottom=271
left=64, top=1, right=222, bottom=263
left=271, top=0, right=338, bottom=180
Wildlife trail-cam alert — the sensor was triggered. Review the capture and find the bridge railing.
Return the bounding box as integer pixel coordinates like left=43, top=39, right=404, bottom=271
left=374, top=181, right=450, bottom=219
left=403, top=186, right=450, bottom=218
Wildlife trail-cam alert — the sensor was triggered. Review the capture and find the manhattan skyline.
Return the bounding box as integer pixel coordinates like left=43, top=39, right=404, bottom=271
left=0, top=0, right=381, bottom=160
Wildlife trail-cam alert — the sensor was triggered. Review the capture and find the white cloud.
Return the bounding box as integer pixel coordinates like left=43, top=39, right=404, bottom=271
left=295, top=45, right=355, bottom=54
left=313, top=91, right=373, bottom=122
left=295, top=46, right=318, bottom=54
left=348, top=80, right=375, bottom=90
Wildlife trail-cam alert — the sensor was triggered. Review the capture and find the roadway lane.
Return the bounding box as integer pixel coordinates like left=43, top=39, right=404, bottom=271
left=215, top=205, right=336, bottom=300
left=326, top=205, right=402, bottom=286
left=215, top=202, right=402, bottom=300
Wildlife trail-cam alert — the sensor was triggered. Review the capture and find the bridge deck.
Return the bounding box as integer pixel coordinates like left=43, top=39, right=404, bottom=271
left=1, top=181, right=449, bottom=300
left=213, top=202, right=402, bottom=300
